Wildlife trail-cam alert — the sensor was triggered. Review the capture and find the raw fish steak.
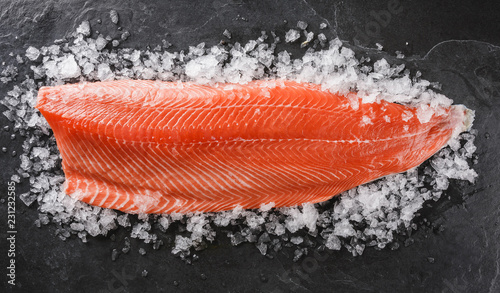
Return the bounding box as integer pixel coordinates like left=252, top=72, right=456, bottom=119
left=36, top=80, right=472, bottom=214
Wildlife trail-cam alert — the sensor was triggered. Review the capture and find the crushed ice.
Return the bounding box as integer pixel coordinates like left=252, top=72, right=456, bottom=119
left=0, top=20, right=479, bottom=261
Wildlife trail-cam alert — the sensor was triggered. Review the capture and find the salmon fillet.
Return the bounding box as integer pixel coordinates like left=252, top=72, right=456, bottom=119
left=36, top=80, right=471, bottom=214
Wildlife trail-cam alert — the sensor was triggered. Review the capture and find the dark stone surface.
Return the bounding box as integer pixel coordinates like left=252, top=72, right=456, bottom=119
left=1, top=0, right=499, bottom=292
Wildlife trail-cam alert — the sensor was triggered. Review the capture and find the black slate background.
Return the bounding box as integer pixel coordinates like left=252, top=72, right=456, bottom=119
left=1, top=0, right=499, bottom=292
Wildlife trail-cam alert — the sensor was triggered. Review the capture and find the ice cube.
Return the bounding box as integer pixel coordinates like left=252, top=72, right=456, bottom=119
left=110, top=10, right=119, bottom=24
left=76, top=21, right=91, bottom=37
left=25, top=46, right=40, bottom=61
left=97, top=63, right=113, bottom=81
left=285, top=29, right=300, bottom=43
left=58, top=55, right=81, bottom=79
left=223, top=29, right=232, bottom=39
left=297, top=21, right=308, bottom=30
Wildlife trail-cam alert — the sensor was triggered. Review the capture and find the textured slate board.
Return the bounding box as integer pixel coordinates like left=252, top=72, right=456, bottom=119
left=1, top=0, right=499, bottom=292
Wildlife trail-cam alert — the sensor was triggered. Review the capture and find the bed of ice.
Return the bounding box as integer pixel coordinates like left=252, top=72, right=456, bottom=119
left=1, top=18, right=478, bottom=261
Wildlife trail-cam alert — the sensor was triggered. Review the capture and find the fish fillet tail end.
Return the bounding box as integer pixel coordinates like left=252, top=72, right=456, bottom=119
left=450, top=105, right=475, bottom=139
